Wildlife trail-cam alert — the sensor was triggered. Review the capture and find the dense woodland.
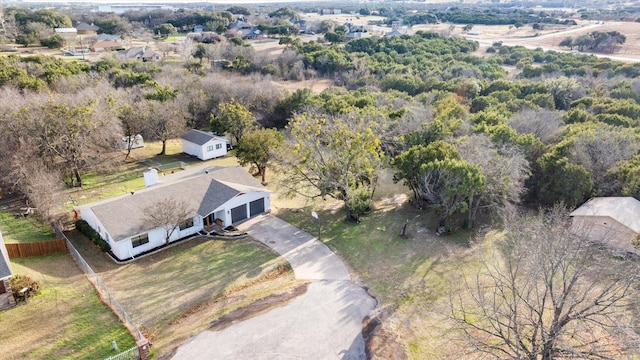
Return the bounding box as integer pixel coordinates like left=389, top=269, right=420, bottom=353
left=2, top=15, right=640, bottom=227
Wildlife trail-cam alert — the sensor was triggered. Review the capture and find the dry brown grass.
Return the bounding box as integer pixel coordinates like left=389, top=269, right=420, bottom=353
left=66, top=231, right=295, bottom=358
left=0, top=254, right=135, bottom=359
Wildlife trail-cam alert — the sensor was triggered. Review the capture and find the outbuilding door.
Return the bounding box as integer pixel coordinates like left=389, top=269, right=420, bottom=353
left=231, top=204, right=247, bottom=223
left=249, top=198, right=265, bottom=217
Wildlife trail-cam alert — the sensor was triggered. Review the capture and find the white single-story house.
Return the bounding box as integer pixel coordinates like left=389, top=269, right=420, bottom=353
left=76, top=166, right=270, bottom=260
left=570, top=197, right=640, bottom=254
left=0, top=230, right=16, bottom=310
left=181, top=129, right=228, bottom=161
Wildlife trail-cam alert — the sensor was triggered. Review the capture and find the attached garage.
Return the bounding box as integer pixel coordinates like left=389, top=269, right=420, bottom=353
left=250, top=198, right=265, bottom=217
left=231, top=204, right=247, bottom=223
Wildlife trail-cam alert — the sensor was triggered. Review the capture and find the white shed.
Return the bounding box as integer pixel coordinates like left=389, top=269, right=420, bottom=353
left=181, top=129, right=228, bottom=161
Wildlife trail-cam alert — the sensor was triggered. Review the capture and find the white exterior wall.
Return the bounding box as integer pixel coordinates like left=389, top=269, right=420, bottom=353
left=571, top=216, right=639, bottom=254
left=214, top=192, right=270, bottom=226
left=114, top=215, right=204, bottom=259
left=182, top=138, right=226, bottom=161
left=77, top=207, right=116, bottom=250
left=80, top=192, right=268, bottom=260
left=200, top=139, right=227, bottom=160
left=182, top=139, right=204, bottom=159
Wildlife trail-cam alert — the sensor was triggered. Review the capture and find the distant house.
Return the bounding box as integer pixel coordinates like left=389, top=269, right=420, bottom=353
left=570, top=197, right=640, bottom=254
left=228, top=20, right=252, bottom=30
left=54, top=27, right=77, bottom=41
left=76, top=166, right=270, bottom=260
left=187, top=32, right=223, bottom=44
left=0, top=230, right=16, bottom=310
left=96, top=33, right=122, bottom=42
left=193, top=25, right=204, bottom=33
left=346, top=32, right=368, bottom=40
left=238, top=28, right=263, bottom=40
left=76, top=22, right=99, bottom=36
left=119, top=46, right=160, bottom=62
left=90, top=40, right=123, bottom=52
left=386, top=29, right=406, bottom=37
left=182, top=129, right=228, bottom=160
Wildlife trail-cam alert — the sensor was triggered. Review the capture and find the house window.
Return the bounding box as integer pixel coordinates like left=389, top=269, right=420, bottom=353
left=179, top=218, right=194, bottom=230
left=206, top=145, right=214, bottom=152
left=131, top=233, right=149, bottom=248
left=216, top=143, right=223, bottom=150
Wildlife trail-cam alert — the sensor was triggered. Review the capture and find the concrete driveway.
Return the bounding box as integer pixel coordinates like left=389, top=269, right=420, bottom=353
left=171, top=215, right=376, bottom=360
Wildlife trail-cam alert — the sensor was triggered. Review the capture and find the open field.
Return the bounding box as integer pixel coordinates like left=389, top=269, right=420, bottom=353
left=414, top=20, right=640, bottom=62
left=66, top=231, right=296, bottom=357
left=0, top=254, right=135, bottom=359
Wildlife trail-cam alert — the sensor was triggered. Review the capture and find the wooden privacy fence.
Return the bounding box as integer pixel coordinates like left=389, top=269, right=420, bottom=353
left=6, top=239, right=68, bottom=258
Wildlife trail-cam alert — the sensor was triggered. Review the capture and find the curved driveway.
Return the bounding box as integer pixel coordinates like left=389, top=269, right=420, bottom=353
left=171, top=215, right=376, bottom=360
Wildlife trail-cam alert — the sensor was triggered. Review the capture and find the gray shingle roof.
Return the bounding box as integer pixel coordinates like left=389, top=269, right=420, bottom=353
left=570, top=197, right=640, bottom=233
left=181, top=129, right=224, bottom=146
left=76, top=22, right=99, bottom=31
left=85, top=166, right=265, bottom=241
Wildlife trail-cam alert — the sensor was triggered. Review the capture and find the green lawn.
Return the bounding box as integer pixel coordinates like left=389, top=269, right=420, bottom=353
left=278, top=201, right=477, bottom=358
left=66, top=232, right=294, bottom=356
left=0, top=211, right=57, bottom=244
left=0, top=254, right=136, bottom=359
left=67, top=140, right=240, bottom=207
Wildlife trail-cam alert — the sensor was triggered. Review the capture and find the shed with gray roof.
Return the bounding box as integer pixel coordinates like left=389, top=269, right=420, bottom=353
left=570, top=197, right=640, bottom=254
left=181, top=129, right=228, bottom=160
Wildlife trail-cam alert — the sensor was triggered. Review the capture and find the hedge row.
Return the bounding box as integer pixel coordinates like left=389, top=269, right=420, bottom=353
left=75, top=220, right=111, bottom=252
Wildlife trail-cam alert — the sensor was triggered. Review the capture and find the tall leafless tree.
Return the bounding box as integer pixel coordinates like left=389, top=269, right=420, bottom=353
left=451, top=206, right=640, bottom=359
left=143, top=198, right=191, bottom=244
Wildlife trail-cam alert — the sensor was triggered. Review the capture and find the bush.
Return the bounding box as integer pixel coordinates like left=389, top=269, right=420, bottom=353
left=9, top=275, right=41, bottom=302
left=75, top=219, right=111, bottom=252
left=40, top=34, right=64, bottom=49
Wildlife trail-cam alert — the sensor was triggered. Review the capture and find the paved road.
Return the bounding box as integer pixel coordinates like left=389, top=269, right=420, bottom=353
left=171, top=215, right=376, bottom=360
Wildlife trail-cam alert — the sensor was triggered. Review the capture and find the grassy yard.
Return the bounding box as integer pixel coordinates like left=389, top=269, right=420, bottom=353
left=0, top=211, right=57, bottom=244
left=0, top=254, right=136, bottom=359
left=66, top=140, right=240, bottom=207
left=66, top=232, right=296, bottom=357
left=277, top=198, right=478, bottom=358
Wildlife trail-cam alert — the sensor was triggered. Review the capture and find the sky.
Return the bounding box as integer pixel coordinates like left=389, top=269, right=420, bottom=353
left=16, top=0, right=342, bottom=3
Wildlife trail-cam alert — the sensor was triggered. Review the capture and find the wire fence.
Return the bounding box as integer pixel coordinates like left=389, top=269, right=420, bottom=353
left=104, top=346, right=139, bottom=360
left=53, top=225, right=146, bottom=342
left=141, top=159, right=187, bottom=172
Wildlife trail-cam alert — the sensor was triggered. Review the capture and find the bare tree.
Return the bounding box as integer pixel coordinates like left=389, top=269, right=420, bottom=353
left=457, top=134, right=529, bottom=227
left=114, top=88, right=149, bottom=160
left=568, top=123, right=640, bottom=194
left=451, top=206, right=640, bottom=359
left=143, top=198, right=191, bottom=245
left=509, top=108, right=563, bottom=145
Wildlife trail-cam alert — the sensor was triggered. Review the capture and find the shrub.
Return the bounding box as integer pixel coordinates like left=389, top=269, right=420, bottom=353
left=9, top=275, right=41, bottom=302
left=75, top=219, right=111, bottom=252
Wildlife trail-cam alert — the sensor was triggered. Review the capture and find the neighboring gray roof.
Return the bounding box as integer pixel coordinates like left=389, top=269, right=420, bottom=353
left=76, top=22, right=99, bottom=31
left=96, top=33, right=122, bottom=42
left=181, top=129, right=225, bottom=146
left=55, top=27, right=77, bottom=33
left=0, top=231, right=12, bottom=280
left=570, top=197, right=640, bottom=233
left=83, top=166, right=266, bottom=241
